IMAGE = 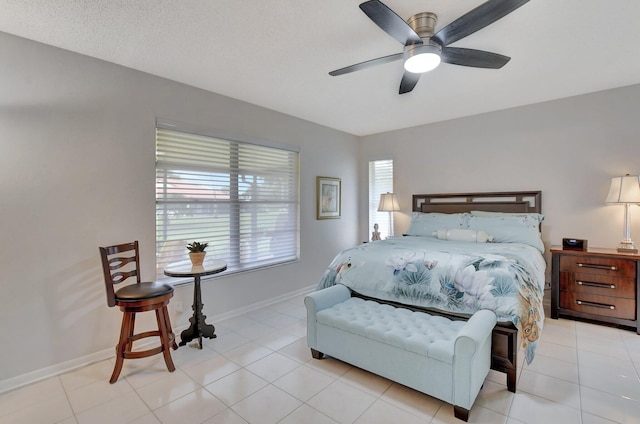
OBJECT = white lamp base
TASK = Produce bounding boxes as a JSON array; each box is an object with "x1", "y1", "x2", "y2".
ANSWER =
[
  {"x1": 617, "y1": 203, "x2": 638, "y2": 253},
  {"x1": 617, "y1": 241, "x2": 638, "y2": 253}
]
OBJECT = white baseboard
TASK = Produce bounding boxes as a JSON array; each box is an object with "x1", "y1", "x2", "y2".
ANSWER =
[
  {"x1": 0, "y1": 284, "x2": 316, "y2": 395},
  {"x1": 0, "y1": 348, "x2": 116, "y2": 395}
]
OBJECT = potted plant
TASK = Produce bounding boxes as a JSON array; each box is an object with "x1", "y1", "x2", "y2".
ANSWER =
[{"x1": 186, "y1": 241, "x2": 209, "y2": 266}]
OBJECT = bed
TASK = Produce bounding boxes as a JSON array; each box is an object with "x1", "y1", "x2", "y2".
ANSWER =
[{"x1": 316, "y1": 191, "x2": 545, "y2": 392}]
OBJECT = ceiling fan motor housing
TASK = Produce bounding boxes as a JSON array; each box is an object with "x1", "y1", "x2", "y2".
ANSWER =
[
  {"x1": 407, "y1": 12, "x2": 438, "y2": 39},
  {"x1": 403, "y1": 12, "x2": 442, "y2": 73}
]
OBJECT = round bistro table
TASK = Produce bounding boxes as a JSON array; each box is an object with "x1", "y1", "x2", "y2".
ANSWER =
[{"x1": 164, "y1": 259, "x2": 227, "y2": 349}]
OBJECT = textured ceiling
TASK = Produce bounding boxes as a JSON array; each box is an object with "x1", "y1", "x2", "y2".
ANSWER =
[{"x1": 1, "y1": 0, "x2": 640, "y2": 136}]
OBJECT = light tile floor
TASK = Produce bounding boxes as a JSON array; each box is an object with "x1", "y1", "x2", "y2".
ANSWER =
[{"x1": 1, "y1": 292, "x2": 639, "y2": 423}]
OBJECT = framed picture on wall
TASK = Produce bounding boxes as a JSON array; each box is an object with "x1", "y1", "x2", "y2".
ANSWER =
[{"x1": 316, "y1": 176, "x2": 341, "y2": 219}]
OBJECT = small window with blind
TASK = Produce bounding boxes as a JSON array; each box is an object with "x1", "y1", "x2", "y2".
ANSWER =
[
  {"x1": 155, "y1": 124, "x2": 299, "y2": 282},
  {"x1": 368, "y1": 159, "x2": 394, "y2": 239}
]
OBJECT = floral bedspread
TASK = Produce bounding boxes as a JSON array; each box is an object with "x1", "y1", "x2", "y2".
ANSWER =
[{"x1": 317, "y1": 236, "x2": 546, "y2": 364}]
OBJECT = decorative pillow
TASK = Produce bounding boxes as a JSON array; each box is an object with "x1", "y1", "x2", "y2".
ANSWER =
[
  {"x1": 405, "y1": 212, "x2": 468, "y2": 237},
  {"x1": 467, "y1": 215, "x2": 545, "y2": 252},
  {"x1": 432, "y1": 228, "x2": 494, "y2": 243}
]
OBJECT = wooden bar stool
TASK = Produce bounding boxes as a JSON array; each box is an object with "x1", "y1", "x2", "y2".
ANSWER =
[{"x1": 99, "y1": 241, "x2": 178, "y2": 383}]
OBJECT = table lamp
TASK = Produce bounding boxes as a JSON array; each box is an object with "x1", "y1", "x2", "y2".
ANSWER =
[
  {"x1": 605, "y1": 174, "x2": 640, "y2": 253},
  {"x1": 377, "y1": 192, "x2": 400, "y2": 238}
]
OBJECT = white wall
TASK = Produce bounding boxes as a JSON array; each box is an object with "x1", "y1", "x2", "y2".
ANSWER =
[
  {"x1": 359, "y1": 83, "x2": 640, "y2": 277},
  {"x1": 0, "y1": 32, "x2": 359, "y2": 386}
]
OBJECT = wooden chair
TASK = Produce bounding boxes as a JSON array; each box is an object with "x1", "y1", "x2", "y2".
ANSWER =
[{"x1": 99, "y1": 241, "x2": 178, "y2": 383}]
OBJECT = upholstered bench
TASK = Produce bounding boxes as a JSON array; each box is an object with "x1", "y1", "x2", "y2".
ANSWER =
[{"x1": 305, "y1": 284, "x2": 496, "y2": 421}]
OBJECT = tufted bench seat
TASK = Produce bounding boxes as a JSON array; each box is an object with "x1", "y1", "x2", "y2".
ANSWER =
[{"x1": 305, "y1": 284, "x2": 496, "y2": 421}]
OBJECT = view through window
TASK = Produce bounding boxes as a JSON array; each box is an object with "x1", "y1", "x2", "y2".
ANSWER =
[
  {"x1": 368, "y1": 159, "x2": 394, "y2": 240},
  {"x1": 155, "y1": 126, "x2": 299, "y2": 281}
]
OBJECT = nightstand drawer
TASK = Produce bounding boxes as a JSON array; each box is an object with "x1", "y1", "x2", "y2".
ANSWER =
[
  {"x1": 559, "y1": 256, "x2": 635, "y2": 278},
  {"x1": 559, "y1": 291, "x2": 636, "y2": 320},
  {"x1": 559, "y1": 272, "x2": 636, "y2": 298}
]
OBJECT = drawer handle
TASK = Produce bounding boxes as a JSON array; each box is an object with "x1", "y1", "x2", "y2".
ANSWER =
[
  {"x1": 576, "y1": 281, "x2": 616, "y2": 289},
  {"x1": 577, "y1": 263, "x2": 618, "y2": 271},
  {"x1": 576, "y1": 300, "x2": 615, "y2": 310}
]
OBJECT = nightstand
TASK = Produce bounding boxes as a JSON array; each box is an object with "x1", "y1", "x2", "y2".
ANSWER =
[{"x1": 550, "y1": 246, "x2": 640, "y2": 334}]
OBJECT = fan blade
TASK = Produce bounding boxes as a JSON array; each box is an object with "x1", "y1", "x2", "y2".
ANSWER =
[
  {"x1": 432, "y1": 0, "x2": 529, "y2": 47},
  {"x1": 399, "y1": 72, "x2": 421, "y2": 94},
  {"x1": 329, "y1": 53, "x2": 403, "y2": 76},
  {"x1": 441, "y1": 47, "x2": 510, "y2": 68},
  {"x1": 360, "y1": 0, "x2": 422, "y2": 46}
]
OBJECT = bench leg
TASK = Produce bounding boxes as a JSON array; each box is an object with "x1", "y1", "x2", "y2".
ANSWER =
[
  {"x1": 453, "y1": 405, "x2": 469, "y2": 422},
  {"x1": 310, "y1": 348, "x2": 324, "y2": 359},
  {"x1": 507, "y1": 369, "x2": 516, "y2": 393}
]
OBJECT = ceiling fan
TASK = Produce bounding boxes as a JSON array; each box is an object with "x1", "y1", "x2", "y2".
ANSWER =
[{"x1": 329, "y1": 0, "x2": 530, "y2": 94}]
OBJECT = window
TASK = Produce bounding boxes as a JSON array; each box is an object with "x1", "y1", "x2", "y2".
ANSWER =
[
  {"x1": 368, "y1": 159, "x2": 394, "y2": 239},
  {"x1": 155, "y1": 125, "x2": 299, "y2": 281}
]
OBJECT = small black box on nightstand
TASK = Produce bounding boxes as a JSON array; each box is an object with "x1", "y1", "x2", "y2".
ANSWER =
[{"x1": 562, "y1": 238, "x2": 588, "y2": 250}]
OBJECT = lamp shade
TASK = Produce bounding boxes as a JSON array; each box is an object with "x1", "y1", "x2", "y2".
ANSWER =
[
  {"x1": 605, "y1": 174, "x2": 640, "y2": 204},
  {"x1": 378, "y1": 192, "x2": 400, "y2": 212}
]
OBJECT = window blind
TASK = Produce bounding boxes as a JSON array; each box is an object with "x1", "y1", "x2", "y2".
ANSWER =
[
  {"x1": 368, "y1": 159, "x2": 394, "y2": 239},
  {"x1": 155, "y1": 127, "x2": 299, "y2": 281}
]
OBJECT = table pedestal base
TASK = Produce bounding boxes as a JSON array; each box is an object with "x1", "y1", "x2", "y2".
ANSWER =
[
  {"x1": 179, "y1": 275, "x2": 216, "y2": 349},
  {"x1": 179, "y1": 315, "x2": 216, "y2": 349}
]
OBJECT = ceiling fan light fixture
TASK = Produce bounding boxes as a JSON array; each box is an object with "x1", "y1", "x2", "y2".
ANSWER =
[{"x1": 403, "y1": 42, "x2": 441, "y2": 73}]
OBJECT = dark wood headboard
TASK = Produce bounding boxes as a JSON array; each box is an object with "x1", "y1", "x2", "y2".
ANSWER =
[{"x1": 412, "y1": 191, "x2": 542, "y2": 214}]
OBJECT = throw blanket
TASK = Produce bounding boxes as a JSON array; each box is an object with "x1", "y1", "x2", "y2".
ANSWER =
[{"x1": 317, "y1": 236, "x2": 546, "y2": 364}]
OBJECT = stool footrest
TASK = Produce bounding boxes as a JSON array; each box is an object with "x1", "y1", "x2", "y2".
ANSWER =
[
  {"x1": 123, "y1": 330, "x2": 176, "y2": 359},
  {"x1": 125, "y1": 346, "x2": 165, "y2": 359},
  {"x1": 129, "y1": 330, "x2": 161, "y2": 343}
]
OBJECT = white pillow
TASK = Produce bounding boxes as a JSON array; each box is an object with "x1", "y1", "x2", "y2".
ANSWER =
[
  {"x1": 432, "y1": 228, "x2": 494, "y2": 243},
  {"x1": 467, "y1": 215, "x2": 544, "y2": 252}
]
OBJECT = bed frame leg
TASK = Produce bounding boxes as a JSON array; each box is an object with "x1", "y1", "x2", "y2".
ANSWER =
[
  {"x1": 454, "y1": 405, "x2": 469, "y2": 422},
  {"x1": 507, "y1": 369, "x2": 517, "y2": 393},
  {"x1": 310, "y1": 348, "x2": 324, "y2": 359}
]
